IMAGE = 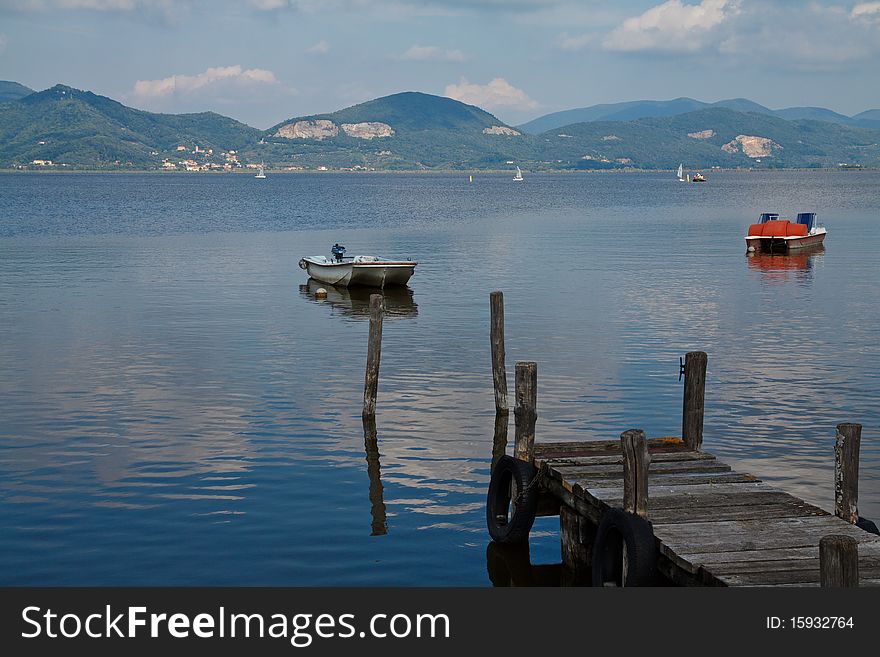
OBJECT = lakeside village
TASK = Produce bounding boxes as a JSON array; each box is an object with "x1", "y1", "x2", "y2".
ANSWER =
[{"x1": 18, "y1": 144, "x2": 355, "y2": 172}]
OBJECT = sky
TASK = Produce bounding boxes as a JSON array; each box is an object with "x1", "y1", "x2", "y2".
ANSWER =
[{"x1": 1, "y1": 0, "x2": 879, "y2": 128}]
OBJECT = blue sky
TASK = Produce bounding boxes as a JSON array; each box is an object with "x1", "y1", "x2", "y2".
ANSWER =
[{"x1": 1, "y1": 0, "x2": 879, "y2": 128}]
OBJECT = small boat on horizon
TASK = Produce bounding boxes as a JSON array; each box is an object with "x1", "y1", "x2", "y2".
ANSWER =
[
  {"x1": 745, "y1": 212, "x2": 826, "y2": 253},
  {"x1": 513, "y1": 166, "x2": 524, "y2": 182},
  {"x1": 677, "y1": 163, "x2": 685, "y2": 182},
  {"x1": 299, "y1": 244, "x2": 417, "y2": 287},
  {"x1": 255, "y1": 162, "x2": 267, "y2": 179},
  {"x1": 692, "y1": 172, "x2": 706, "y2": 183}
]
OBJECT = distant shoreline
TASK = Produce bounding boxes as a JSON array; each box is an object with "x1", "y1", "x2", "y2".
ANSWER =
[{"x1": 1, "y1": 167, "x2": 876, "y2": 175}]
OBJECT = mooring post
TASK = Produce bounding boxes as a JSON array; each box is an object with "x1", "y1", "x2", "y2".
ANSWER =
[
  {"x1": 362, "y1": 294, "x2": 384, "y2": 419},
  {"x1": 513, "y1": 361, "x2": 537, "y2": 463},
  {"x1": 621, "y1": 429, "x2": 650, "y2": 518},
  {"x1": 819, "y1": 534, "x2": 859, "y2": 587},
  {"x1": 682, "y1": 351, "x2": 708, "y2": 451},
  {"x1": 491, "y1": 412, "x2": 509, "y2": 473},
  {"x1": 490, "y1": 291, "x2": 509, "y2": 415},
  {"x1": 834, "y1": 423, "x2": 861, "y2": 524}
]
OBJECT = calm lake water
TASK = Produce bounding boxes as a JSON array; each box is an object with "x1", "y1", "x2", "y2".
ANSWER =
[{"x1": 1, "y1": 170, "x2": 879, "y2": 585}]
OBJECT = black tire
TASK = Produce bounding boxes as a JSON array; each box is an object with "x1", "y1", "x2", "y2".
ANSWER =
[
  {"x1": 486, "y1": 455, "x2": 538, "y2": 544},
  {"x1": 592, "y1": 508, "x2": 657, "y2": 587},
  {"x1": 857, "y1": 516, "x2": 880, "y2": 536}
]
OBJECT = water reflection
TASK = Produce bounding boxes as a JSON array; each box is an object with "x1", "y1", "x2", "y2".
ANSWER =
[
  {"x1": 486, "y1": 542, "x2": 562, "y2": 586},
  {"x1": 362, "y1": 416, "x2": 387, "y2": 536},
  {"x1": 745, "y1": 244, "x2": 825, "y2": 284},
  {"x1": 299, "y1": 279, "x2": 418, "y2": 319}
]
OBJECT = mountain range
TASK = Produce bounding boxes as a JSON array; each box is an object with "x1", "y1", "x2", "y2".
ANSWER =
[
  {"x1": 518, "y1": 97, "x2": 880, "y2": 133},
  {"x1": 2, "y1": 81, "x2": 879, "y2": 171}
]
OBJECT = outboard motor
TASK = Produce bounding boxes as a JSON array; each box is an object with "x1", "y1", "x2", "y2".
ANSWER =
[{"x1": 331, "y1": 243, "x2": 346, "y2": 263}]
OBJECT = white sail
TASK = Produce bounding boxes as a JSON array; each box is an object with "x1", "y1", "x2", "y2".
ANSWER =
[
  {"x1": 513, "y1": 166, "x2": 523, "y2": 181},
  {"x1": 677, "y1": 163, "x2": 684, "y2": 180}
]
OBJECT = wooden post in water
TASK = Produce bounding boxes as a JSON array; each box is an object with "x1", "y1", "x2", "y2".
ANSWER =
[
  {"x1": 819, "y1": 534, "x2": 859, "y2": 587},
  {"x1": 362, "y1": 294, "x2": 384, "y2": 420},
  {"x1": 682, "y1": 351, "x2": 708, "y2": 451},
  {"x1": 513, "y1": 361, "x2": 537, "y2": 463},
  {"x1": 491, "y1": 412, "x2": 509, "y2": 473},
  {"x1": 621, "y1": 429, "x2": 650, "y2": 518},
  {"x1": 490, "y1": 291, "x2": 509, "y2": 415},
  {"x1": 834, "y1": 423, "x2": 861, "y2": 524}
]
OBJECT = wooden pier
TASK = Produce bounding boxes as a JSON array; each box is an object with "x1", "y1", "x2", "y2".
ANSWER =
[{"x1": 484, "y1": 291, "x2": 880, "y2": 587}]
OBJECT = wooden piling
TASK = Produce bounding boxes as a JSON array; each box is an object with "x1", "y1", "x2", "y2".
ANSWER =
[
  {"x1": 362, "y1": 294, "x2": 384, "y2": 419},
  {"x1": 620, "y1": 429, "x2": 650, "y2": 518},
  {"x1": 819, "y1": 534, "x2": 859, "y2": 587},
  {"x1": 834, "y1": 423, "x2": 861, "y2": 524},
  {"x1": 682, "y1": 351, "x2": 708, "y2": 451},
  {"x1": 491, "y1": 412, "x2": 509, "y2": 473},
  {"x1": 513, "y1": 361, "x2": 537, "y2": 463},
  {"x1": 490, "y1": 291, "x2": 508, "y2": 415}
]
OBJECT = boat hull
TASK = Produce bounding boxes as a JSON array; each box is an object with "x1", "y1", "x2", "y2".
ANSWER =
[
  {"x1": 300, "y1": 259, "x2": 416, "y2": 287},
  {"x1": 745, "y1": 231, "x2": 826, "y2": 253}
]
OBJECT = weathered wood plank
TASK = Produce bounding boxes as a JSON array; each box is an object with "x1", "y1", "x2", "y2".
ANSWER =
[
  {"x1": 680, "y1": 541, "x2": 880, "y2": 567},
  {"x1": 597, "y1": 490, "x2": 800, "y2": 511},
  {"x1": 571, "y1": 471, "x2": 757, "y2": 490},
  {"x1": 553, "y1": 459, "x2": 732, "y2": 477},
  {"x1": 709, "y1": 555, "x2": 880, "y2": 576},
  {"x1": 649, "y1": 501, "x2": 829, "y2": 525},
  {"x1": 682, "y1": 351, "x2": 708, "y2": 451},
  {"x1": 540, "y1": 450, "x2": 716, "y2": 467},
  {"x1": 820, "y1": 534, "x2": 859, "y2": 587},
  {"x1": 655, "y1": 516, "x2": 880, "y2": 555},
  {"x1": 620, "y1": 429, "x2": 649, "y2": 518},
  {"x1": 362, "y1": 294, "x2": 384, "y2": 419},
  {"x1": 534, "y1": 436, "x2": 687, "y2": 457},
  {"x1": 513, "y1": 361, "x2": 537, "y2": 463},
  {"x1": 489, "y1": 291, "x2": 508, "y2": 415},
  {"x1": 834, "y1": 423, "x2": 861, "y2": 524}
]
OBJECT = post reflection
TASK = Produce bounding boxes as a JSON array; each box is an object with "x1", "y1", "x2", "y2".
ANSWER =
[
  {"x1": 745, "y1": 244, "x2": 825, "y2": 284},
  {"x1": 362, "y1": 416, "x2": 388, "y2": 536},
  {"x1": 299, "y1": 279, "x2": 418, "y2": 319}
]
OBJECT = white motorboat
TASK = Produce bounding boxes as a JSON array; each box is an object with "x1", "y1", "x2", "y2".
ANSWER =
[{"x1": 299, "y1": 244, "x2": 417, "y2": 287}]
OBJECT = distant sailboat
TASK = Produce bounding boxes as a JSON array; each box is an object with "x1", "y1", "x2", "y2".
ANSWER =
[
  {"x1": 677, "y1": 163, "x2": 685, "y2": 182},
  {"x1": 255, "y1": 162, "x2": 267, "y2": 179},
  {"x1": 513, "y1": 166, "x2": 524, "y2": 182}
]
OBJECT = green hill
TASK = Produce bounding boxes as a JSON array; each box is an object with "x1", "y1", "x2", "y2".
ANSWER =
[
  {"x1": 0, "y1": 84, "x2": 260, "y2": 168},
  {"x1": 0, "y1": 81, "x2": 34, "y2": 102},
  {"x1": 536, "y1": 107, "x2": 880, "y2": 169},
  {"x1": 261, "y1": 91, "x2": 535, "y2": 170},
  {"x1": 1, "y1": 84, "x2": 879, "y2": 170}
]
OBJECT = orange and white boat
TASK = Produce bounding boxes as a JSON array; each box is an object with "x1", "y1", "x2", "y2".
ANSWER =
[{"x1": 745, "y1": 212, "x2": 826, "y2": 253}]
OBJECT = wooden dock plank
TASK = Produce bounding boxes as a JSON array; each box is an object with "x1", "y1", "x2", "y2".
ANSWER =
[
  {"x1": 552, "y1": 459, "x2": 732, "y2": 477},
  {"x1": 535, "y1": 436, "x2": 880, "y2": 587}
]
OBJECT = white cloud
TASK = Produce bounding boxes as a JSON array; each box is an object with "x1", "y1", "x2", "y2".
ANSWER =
[
  {"x1": 401, "y1": 45, "x2": 466, "y2": 62},
  {"x1": 603, "y1": 0, "x2": 739, "y2": 53},
  {"x1": 444, "y1": 77, "x2": 538, "y2": 110},
  {"x1": 305, "y1": 40, "x2": 330, "y2": 54},
  {"x1": 132, "y1": 65, "x2": 278, "y2": 99},
  {"x1": 851, "y1": 2, "x2": 880, "y2": 19},
  {"x1": 557, "y1": 31, "x2": 595, "y2": 52},
  {"x1": 1, "y1": 0, "x2": 177, "y2": 9}
]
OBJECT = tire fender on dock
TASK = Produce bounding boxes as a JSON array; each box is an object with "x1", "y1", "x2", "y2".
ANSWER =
[
  {"x1": 486, "y1": 455, "x2": 538, "y2": 544},
  {"x1": 592, "y1": 508, "x2": 657, "y2": 587}
]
